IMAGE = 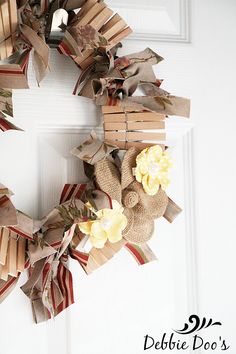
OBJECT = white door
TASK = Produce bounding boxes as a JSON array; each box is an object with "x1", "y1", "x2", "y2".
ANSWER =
[{"x1": 0, "y1": 1, "x2": 235, "y2": 353}]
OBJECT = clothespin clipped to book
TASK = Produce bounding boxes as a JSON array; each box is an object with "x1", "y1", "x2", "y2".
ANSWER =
[
  {"x1": 0, "y1": 184, "x2": 33, "y2": 281},
  {"x1": 0, "y1": 0, "x2": 18, "y2": 60},
  {"x1": 47, "y1": 9, "x2": 68, "y2": 47},
  {"x1": 0, "y1": 228, "x2": 26, "y2": 281},
  {"x1": 102, "y1": 106, "x2": 166, "y2": 150}
]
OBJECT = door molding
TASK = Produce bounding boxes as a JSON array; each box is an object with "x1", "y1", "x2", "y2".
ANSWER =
[
  {"x1": 38, "y1": 121, "x2": 198, "y2": 354},
  {"x1": 106, "y1": 0, "x2": 191, "y2": 43}
]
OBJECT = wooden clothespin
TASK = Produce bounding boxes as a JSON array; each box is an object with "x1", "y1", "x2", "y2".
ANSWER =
[{"x1": 102, "y1": 106, "x2": 166, "y2": 150}]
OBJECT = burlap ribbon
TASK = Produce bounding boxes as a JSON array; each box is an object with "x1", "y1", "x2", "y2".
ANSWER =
[
  {"x1": 72, "y1": 134, "x2": 182, "y2": 243},
  {"x1": 71, "y1": 133, "x2": 182, "y2": 271}
]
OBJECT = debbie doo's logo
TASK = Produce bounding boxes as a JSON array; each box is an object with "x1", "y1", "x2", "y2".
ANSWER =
[
  {"x1": 144, "y1": 315, "x2": 230, "y2": 351},
  {"x1": 174, "y1": 314, "x2": 222, "y2": 335}
]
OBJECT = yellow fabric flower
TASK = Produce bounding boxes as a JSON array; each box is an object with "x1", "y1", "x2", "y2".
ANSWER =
[
  {"x1": 78, "y1": 200, "x2": 127, "y2": 249},
  {"x1": 135, "y1": 145, "x2": 172, "y2": 195}
]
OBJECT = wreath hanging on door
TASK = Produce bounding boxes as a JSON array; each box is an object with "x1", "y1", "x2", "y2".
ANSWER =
[{"x1": 0, "y1": 0, "x2": 190, "y2": 323}]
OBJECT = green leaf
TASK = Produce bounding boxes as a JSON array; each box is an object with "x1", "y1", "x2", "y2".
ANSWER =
[
  {"x1": 0, "y1": 89, "x2": 12, "y2": 98},
  {"x1": 98, "y1": 36, "x2": 108, "y2": 46},
  {"x1": 3, "y1": 102, "x2": 13, "y2": 117},
  {"x1": 85, "y1": 189, "x2": 97, "y2": 211},
  {"x1": 155, "y1": 96, "x2": 173, "y2": 109}
]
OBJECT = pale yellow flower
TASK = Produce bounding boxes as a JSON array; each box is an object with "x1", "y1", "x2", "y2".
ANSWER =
[
  {"x1": 135, "y1": 145, "x2": 172, "y2": 195},
  {"x1": 78, "y1": 200, "x2": 127, "y2": 249}
]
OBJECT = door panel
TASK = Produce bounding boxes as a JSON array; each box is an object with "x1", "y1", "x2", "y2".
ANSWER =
[
  {"x1": 1, "y1": 0, "x2": 236, "y2": 352},
  {"x1": 0, "y1": 64, "x2": 195, "y2": 351}
]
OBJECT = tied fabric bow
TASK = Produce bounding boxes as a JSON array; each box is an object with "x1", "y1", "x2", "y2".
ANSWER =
[
  {"x1": 0, "y1": 181, "x2": 156, "y2": 323},
  {"x1": 19, "y1": 182, "x2": 144, "y2": 322},
  {"x1": 0, "y1": 183, "x2": 34, "y2": 302},
  {"x1": 21, "y1": 184, "x2": 90, "y2": 323},
  {"x1": 78, "y1": 47, "x2": 191, "y2": 118}
]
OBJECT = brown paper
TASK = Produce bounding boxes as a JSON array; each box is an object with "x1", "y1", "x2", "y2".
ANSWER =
[
  {"x1": 163, "y1": 198, "x2": 182, "y2": 223},
  {"x1": 85, "y1": 239, "x2": 126, "y2": 274},
  {"x1": 20, "y1": 24, "x2": 49, "y2": 84},
  {"x1": 126, "y1": 95, "x2": 191, "y2": 118},
  {"x1": 0, "y1": 196, "x2": 18, "y2": 226},
  {"x1": 71, "y1": 130, "x2": 118, "y2": 165}
]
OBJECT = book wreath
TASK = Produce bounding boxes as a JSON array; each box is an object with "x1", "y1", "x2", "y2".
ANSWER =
[{"x1": 0, "y1": 0, "x2": 190, "y2": 323}]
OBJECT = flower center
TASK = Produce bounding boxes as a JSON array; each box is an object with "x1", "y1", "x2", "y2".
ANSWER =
[
  {"x1": 100, "y1": 218, "x2": 113, "y2": 230},
  {"x1": 147, "y1": 162, "x2": 160, "y2": 177}
]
